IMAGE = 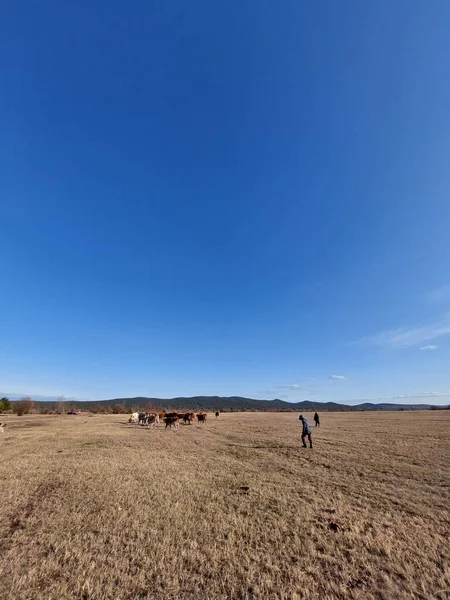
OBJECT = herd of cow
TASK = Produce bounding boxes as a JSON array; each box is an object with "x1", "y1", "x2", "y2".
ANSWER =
[{"x1": 128, "y1": 411, "x2": 217, "y2": 429}]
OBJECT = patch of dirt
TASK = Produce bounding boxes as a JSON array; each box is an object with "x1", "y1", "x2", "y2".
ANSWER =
[{"x1": 1, "y1": 479, "x2": 63, "y2": 553}]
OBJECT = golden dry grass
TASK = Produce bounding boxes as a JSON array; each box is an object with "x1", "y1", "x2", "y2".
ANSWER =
[{"x1": 1, "y1": 411, "x2": 449, "y2": 600}]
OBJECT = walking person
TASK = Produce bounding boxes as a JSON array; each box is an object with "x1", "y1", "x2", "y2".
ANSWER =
[
  {"x1": 314, "y1": 411, "x2": 320, "y2": 427},
  {"x1": 299, "y1": 415, "x2": 313, "y2": 448}
]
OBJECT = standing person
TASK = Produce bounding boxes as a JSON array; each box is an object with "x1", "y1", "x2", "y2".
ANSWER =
[
  {"x1": 314, "y1": 411, "x2": 320, "y2": 427},
  {"x1": 299, "y1": 415, "x2": 313, "y2": 448}
]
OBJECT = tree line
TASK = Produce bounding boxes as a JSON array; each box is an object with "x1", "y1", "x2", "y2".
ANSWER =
[{"x1": 1, "y1": 396, "x2": 449, "y2": 415}]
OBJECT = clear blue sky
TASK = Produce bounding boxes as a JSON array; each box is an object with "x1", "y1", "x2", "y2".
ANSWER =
[{"x1": 1, "y1": 1, "x2": 450, "y2": 404}]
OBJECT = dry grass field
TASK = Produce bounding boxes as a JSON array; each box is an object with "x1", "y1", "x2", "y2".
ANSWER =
[{"x1": 1, "y1": 411, "x2": 449, "y2": 600}]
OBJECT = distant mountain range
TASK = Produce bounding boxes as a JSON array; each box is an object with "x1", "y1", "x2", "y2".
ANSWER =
[{"x1": 7, "y1": 395, "x2": 439, "y2": 411}]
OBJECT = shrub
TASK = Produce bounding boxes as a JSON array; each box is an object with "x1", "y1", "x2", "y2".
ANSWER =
[
  {"x1": 0, "y1": 397, "x2": 12, "y2": 413},
  {"x1": 15, "y1": 397, "x2": 34, "y2": 416}
]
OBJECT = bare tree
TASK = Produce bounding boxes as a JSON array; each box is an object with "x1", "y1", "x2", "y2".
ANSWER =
[
  {"x1": 15, "y1": 396, "x2": 34, "y2": 416},
  {"x1": 56, "y1": 395, "x2": 67, "y2": 414}
]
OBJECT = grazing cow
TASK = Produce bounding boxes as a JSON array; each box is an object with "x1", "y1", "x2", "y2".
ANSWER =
[
  {"x1": 197, "y1": 413, "x2": 207, "y2": 424},
  {"x1": 129, "y1": 412, "x2": 139, "y2": 424},
  {"x1": 164, "y1": 415, "x2": 179, "y2": 430},
  {"x1": 138, "y1": 413, "x2": 147, "y2": 426},
  {"x1": 215, "y1": 412, "x2": 219, "y2": 418},
  {"x1": 0, "y1": 423, "x2": 6, "y2": 434},
  {"x1": 183, "y1": 412, "x2": 195, "y2": 425}
]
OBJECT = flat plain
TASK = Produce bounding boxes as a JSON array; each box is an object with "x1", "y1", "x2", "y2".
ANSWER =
[{"x1": 1, "y1": 410, "x2": 449, "y2": 600}]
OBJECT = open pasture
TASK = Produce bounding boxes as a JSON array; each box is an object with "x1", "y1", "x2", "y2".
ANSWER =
[{"x1": 1, "y1": 411, "x2": 449, "y2": 599}]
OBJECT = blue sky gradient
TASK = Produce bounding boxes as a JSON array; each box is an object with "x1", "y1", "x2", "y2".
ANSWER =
[{"x1": 1, "y1": 1, "x2": 450, "y2": 404}]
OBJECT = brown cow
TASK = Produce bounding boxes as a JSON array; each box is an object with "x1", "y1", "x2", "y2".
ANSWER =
[
  {"x1": 164, "y1": 415, "x2": 179, "y2": 430},
  {"x1": 183, "y1": 412, "x2": 195, "y2": 425},
  {"x1": 196, "y1": 413, "x2": 207, "y2": 424}
]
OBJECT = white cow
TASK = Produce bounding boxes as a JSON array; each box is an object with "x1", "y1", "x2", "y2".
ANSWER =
[{"x1": 129, "y1": 412, "x2": 139, "y2": 424}]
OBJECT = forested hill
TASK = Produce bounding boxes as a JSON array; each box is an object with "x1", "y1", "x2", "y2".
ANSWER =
[{"x1": 25, "y1": 396, "x2": 434, "y2": 412}]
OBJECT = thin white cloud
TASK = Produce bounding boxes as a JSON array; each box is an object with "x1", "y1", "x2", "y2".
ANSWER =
[
  {"x1": 329, "y1": 375, "x2": 346, "y2": 380},
  {"x1": 355, "y1": 314, "x2": 450, "y2": 348},
  {"x1": 275, "y1": 382, "x2": 319, "y2": 390},
  {"x1": 262, "y1": 381, "x2": 320, "y2": 396},
  {"x1": 420, "y1": 345, "x2": 438, "y2": 351},
  {"x1": 276, "y1": 384, "x2": 301, "y2": 390},
  {"x1": 371, "y1": 392, "x2": 448, "y2": 400}
]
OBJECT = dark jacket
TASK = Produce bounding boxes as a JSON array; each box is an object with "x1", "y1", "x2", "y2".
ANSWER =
[{"x1": 299, "y1": 417, "x2": 311, "y2": 435}]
